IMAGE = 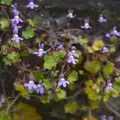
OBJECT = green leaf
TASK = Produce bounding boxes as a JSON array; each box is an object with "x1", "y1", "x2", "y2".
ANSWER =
[
  {"x1": 20, "y1": 51, "x2": 29, "y2": 56},
  {"x1": 113, "y1": 77, "x2": 120, "y2": 90},
  {"x1": 13, "y1": 102, "x2": 42, "y2": 120},
  {"x1": 103, "y1": 64, "x2": 113, "y2": 78},
  {"x1": 68, "y1": 71, "x2": 78, "y2": 82},
  {"x1": 103, "y1": 94, "x2": 109, "y2": 102},
  {"x1": 28, "y1": 18, "x2": 38, "y2": 27},
  {"x1": 0, "y1": 18, "x2": 9, "y2": 29},
  {"x1": 22, "y1": 27, "x2": 34, "y2": 39},
  {"x1": 43, "y1": 79, "x2": 52, "y2": 90},
  {"x1": 92, "y1": 40, "x2": 104, "y2": 51},
  {"x1": 53, "y1": 50, "x2": 66, "y2": 62},
  {"x1": 111, "y1": 89, "x2": 119, "y2": 98},
  {"x1": 14, "y1": 84, "x2": 27, "y2": 97},
  {"x1": 33, "y1": 71, "x2": 44, "y2": 82},
  {"x1": 44, "y1": 55, "x2": 56, "y2": 69},
  {"x1": 40, "y1": 95, "x2": 50, "y2": 104},
  {"x1": 90, "y1": 101, "x2": 99, "y2": 109},
  {"x1": 0, "y1": 0, "x2": 12, "y2": 5},
  {"x1": 0, "y1": 113, "x2": 10, "y2": 120},
  {"x1": 64, "y1": 102, "x2": 78, "y2": 113},
  {"x1": 85, "y1": 80, "x2": 93, "y2": 86},
  {"x1": 84, "y1": 60, "x2": 101, "y2": 73},
  {"x1": 78, "y1": 38, "x2": 88, "y2": 45},
  {"x1": 80, "y1": 105, "x2": 88, "y2": 111},
  {"x1": 55, "y1": 90, "x2": 66, "y2": 101}
]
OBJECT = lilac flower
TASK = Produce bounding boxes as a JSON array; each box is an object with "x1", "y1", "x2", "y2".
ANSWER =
[
  {"x1": 12, "y1": 24, "x2": 21, "y2": 34},
  {"x1": 24, "y1": 80, "x2": 37, "y2": 91},
  {"x1": 67, "y1": 46, "x2": 79, "y2": 64},
  {"x1": 109, "y1": 116, "x2": 114, "y2": 120},
  {"x1": 98, "y1": 14, "x2": 107, "y2": 23},
  {"x1": 67, "y1": 55, "x2": 79, "y2": 64},
  {"x1": 57, "y1": 43, "x2": 64, "y2": 50},
  {"x1": 26, "y1": 0, "x2": 39, "y2": 9},
  {"x1": 106, "y1": 26, "x2": 120, "y2": 38},
  {"x1": 58, "y1": 74, "x2": 69, "y2": 87},
  {"x1": 66, "y1": 9, "x2": 76, "y2": 18},
  {"x1": 11, "y1": 15, "x2": 23, "y2": 24},
  {"x1": 33, "y1": 44, "x2": 45, "y2": 57},
  {"x1": 102, "y1": 47, "x2": 109, "y2": 53},
  {"x1": 0, "y1": 98, "x2": 6, "y2": 103},
  {"x1": 81, "y1": 18, "x2": 91, "y2": 29},
  {"x1": 36, "y1": 80, "x2": 44, "y2": 94},
  {"x1": 105, "y1": 80, "x2": 114, "y2": 90},
  {"x1": 11, "y1": 34, "x2": 23, "y2": 43},
  {"x1": 101, "y1": 115, "x2": 106, "y2": 120}
]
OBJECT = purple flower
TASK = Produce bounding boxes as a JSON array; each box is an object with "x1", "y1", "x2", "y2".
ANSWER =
[
  {"x1": 58, "y1": 74, "x2": 69, "y2": 87},
  {"x1": 106, "y1": 26, "x2": 120, "y2": 38},
  {"x1": 11, "y1": 34, "x2": 23, "y2": 43},
  {"x1": 105, "y1": 80, "x2": 114, "y2": 90},
  {"x1": 101, "y1": 115, "x2": 106, "y2": 120},
  {"x1": 81, "y1": 18, "x2": 91, "y2": 29},
  {"x1": 98, "y1": 14, "x2": 107, "y2": 23},
  {"x1": 12, "y1": 24, "x2": 21, "y2": 34},
  {"x1": 24, "y1": 80, "x2": 37, "y2": 91},
  {"x1": 11, "y1": 15, "x2": 23, "y2": 24},
  {"x1": 110, "y1": 26, "x2": 120, "y2": 36},
  {"x1": 33, "y1": 44, "x2": 45, "y2": 57},
  {"x1": 26, "y1": 0, "x2": 39, "y2": 9},
  {"x1": 67, "y1": 55, "x2": 79, "y2": 64},
  {"x1": 66, "y1": 9, "x2": 76, "y2": 18},
  {"x1": 57, "y1": 43, "x2": 64, "y2": 50},
  {"x1": 36, "y1": 81, "x2": 44, "y2": 94},
  {"x1": 109, "y1": 116, "x2": 114, "y2": 120},
  {"x1": 0, "y1": 98, "x2": 6, "y2": 103},
  {"x1": 102, "y1": 47, "x2": 109, "y2": 53}
]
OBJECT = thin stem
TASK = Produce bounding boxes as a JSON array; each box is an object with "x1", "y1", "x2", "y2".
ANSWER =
[{"x1": 6, "y1": 94, "x2": 20, "y2": 114}]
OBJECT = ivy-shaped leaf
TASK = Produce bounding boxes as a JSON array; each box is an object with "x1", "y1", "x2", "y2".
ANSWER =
[
  {"x1": 0, "y1": 0, "x2": 12, "y2": 5},
  {"x1": 84, "y1": 60, "x2": 101, "y2": 73},
  {"x1": 33, "y1": 71, "x2": 44, "y2": 82},
  {"x1": 40, "y1": 95, "x2": 50, "y2": 104},
  {"x1": 64, "y1": 101, "x2": 78, "y2": 113},
  {"x1": 68, "y1": 71, "x2": 78, "y2": 82},
  {"x1": 22, "y1": 27, "x2": 34, "y2": 39},
  {"x1": 0, "y1": 113, "x2": 10, "y2": 120},
  {"x1": 92, "y1": 40, "x2": 104, "y2": 51},
  {"x1": 113, "y1": 77, "x2": 120, "y2": 90},
  {"x1": 44, "y1": 55, "x2": 56, "y2": 69},
  {"x1": 78, "y1": 38, "x2": 88, "y2": 45},
  {"x1": 0, "y1": 18, "x2": 9, "y2": 29},
  {"x1": 103, "y1": 63, "x2": 113, "y2": 78}
]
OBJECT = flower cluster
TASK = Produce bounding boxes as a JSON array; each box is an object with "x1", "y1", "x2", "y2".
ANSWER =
[
  {"x1": 11, "y1": 3, "x2": 23, "y2": 43},
  {"x1": 67, "y1": 46, "x2": 79, "y2": 64},
  {"x1": 26, "y1": 0, "x2": 38, "y2": 9},
  {"x1": 24, "y1": 76, "x2": 44, "y2": 94}
]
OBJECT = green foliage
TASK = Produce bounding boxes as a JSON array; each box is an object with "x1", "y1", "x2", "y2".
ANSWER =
[
  {"x1": 40, "y1": 95, "x2": 50, "y2": 104},
  {"x1": 54, "y1": 90, "x2": 66, "y2": 101},
  {"x1": 78, "y1": 38, "x2": 88, "y2": 45},
  {"x1": 0, "y1": 18, "x2": 9, "y2": 30},
  {"x1": 0, "y1": 113, "x2": 10, "y2": 120},
  {"x1": 103, "y1": 63, "x2": 113, "y2": 78},
  {"x1": 28, "y1": 18, "x2": 38, "y2": 27},
  {"x1": 44, "y1": 50, "x2": 65, "y2": 69},
  {"x1": 3, "y1": 52, "x2": 20, "y2": 65},
  {"x1": 68, "y1": 71, "x2": 78, "y2": 82},
  {"x1": 33, "y1": 71, "x2": 44, "y2": 82},
  {"x1": 64, "y1": 101, "x2": 78, "y2": 113},
  {"x1": 14, "y1": 84, "x2": 27, "y2": 97},
  {"x1": 92, "y1": 40, "x2": 104, "y2": 51},
  {"x1": 0, "y1": 0, "x2": 12, "y2": 5},
  {"x1": 113, "y1": 77, "x2": 120, "y2": 90},
  {"x1": 13, "y1": 102, "x2": 42, "y2": 120},
  {"x1": 43, "y1": 79, "x2": 52, "y2": 90},
  {"x1": 22, "y1": 27, "x2": 34, "y2": 39},
  {"x1": 84, "y1": 60, "x2": 101, "y2": 73}
]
